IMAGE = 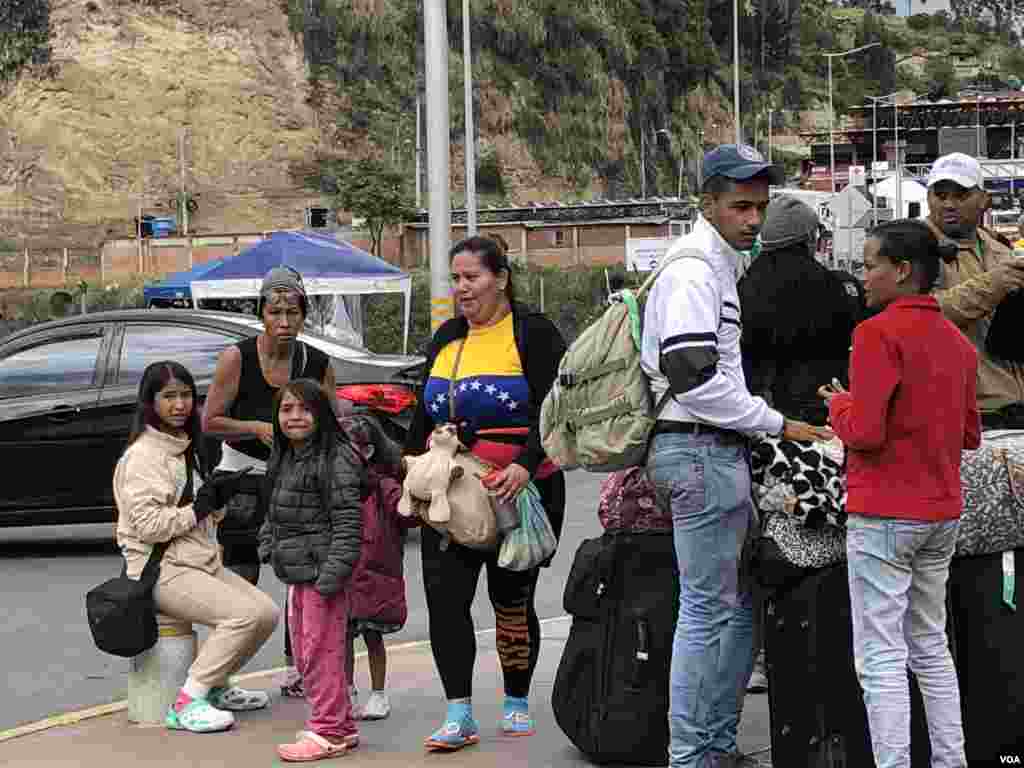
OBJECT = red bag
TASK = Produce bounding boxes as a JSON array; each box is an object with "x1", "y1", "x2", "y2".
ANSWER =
[{"x1": 597, "y1": 467, "x2": 671, "y2": 533}]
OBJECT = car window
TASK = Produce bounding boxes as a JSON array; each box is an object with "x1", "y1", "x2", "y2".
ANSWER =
[
  {"x1": 118, "y1": 324, "x2": 238, "y2": 385},
  {"x1": 0, "y1": 334, "x2": 104, "y2": 397}
]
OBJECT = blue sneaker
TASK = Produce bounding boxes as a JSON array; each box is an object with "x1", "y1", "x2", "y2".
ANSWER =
[
  {"x1": 424, "y1": 714, "x2": 480, "y2": 751},
  {"x1": 501, "y1": 696, "x2": 534, "y2": 736}
]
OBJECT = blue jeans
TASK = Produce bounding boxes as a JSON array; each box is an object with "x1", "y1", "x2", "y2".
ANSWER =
[
  {"x1": 846, "y1": 515, "x2": 966, "y2": 768},
  {"x1": 647, "y1": 431, "x2": 756, "y2": 768}
]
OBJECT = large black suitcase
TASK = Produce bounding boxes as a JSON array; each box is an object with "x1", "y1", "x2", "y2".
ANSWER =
[
  {"x1": 948, "y1": 548, "x2": 1024, "y2": 764},
  {"x1": 552, "y1": 531, "x2": 679, "y2": 766},
  {"x1": 766, "y1": 563, "x2": 936, "y2": 767}
]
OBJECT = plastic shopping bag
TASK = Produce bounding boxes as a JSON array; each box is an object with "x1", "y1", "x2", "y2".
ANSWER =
[{"x1": 497, "y1": 482, "x2": 558, "y2": 571}]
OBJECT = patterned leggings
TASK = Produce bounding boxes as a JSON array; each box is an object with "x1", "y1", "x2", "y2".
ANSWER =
[{"x1": 420, "y1": 472, "x2": 564, "y2": 700}]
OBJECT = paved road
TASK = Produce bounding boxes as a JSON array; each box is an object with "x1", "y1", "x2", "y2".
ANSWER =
[{"x1": 0, "y1": 471, "x2": 606, "y2": 731}]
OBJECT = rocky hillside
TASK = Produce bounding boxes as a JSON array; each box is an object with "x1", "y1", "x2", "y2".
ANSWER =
[
  {"x1": 0, "y1": 0, "x2": 1020, "y2": 249},
  {"x1": 0, "y1": 0, "x2": 322, "y2": 246}
]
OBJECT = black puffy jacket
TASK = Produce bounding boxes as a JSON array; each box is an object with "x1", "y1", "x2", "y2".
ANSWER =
[{"x1": 258, "y1": 439, "x2": 364, "y2": 595}]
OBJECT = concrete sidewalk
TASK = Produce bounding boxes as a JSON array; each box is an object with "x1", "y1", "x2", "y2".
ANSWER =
[{"x1": 1, "y1": 618, "x2": 773, "y2": 767}]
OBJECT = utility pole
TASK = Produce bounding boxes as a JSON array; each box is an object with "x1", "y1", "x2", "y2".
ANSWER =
[
  {"x1": 733, "y1": 0, "x2": 741, "y2": 144},
  {"x1": 425, "y1": 0, "x2": 452, "y2": 332},
  {"x1": 179, "y1": 128, "x2": 188, "y2": 235},
  {"x1": 462, "y1": 0, "x2": 476, "y2": 236},
  {"x1": 415, "y1": 98, "x2": 422, "y2": 209},
  {"x1": 641, "y1": 128, "x2": 646, "y2": 199}
]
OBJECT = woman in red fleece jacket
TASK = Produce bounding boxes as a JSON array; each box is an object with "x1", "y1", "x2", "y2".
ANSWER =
[{"x1": 819, "y1": 219, "x2": 980, "y2": 768}]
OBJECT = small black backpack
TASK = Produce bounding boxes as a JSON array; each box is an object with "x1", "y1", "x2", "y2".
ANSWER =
[{"x1": 85, "y1": 461, "x2": 193, "y2": 657}]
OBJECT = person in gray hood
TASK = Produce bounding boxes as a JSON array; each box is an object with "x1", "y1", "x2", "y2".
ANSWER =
[{"x1": 737, "y1": 194, "x2": 865, "y2": 698}]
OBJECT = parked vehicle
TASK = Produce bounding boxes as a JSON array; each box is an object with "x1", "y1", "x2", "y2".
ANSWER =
[{"x1": 0, "y1": 309, "x2": 423, "y2": 527}]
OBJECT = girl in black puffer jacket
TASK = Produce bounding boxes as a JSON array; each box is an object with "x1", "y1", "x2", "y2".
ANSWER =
[{"x1": 258, "y1": 378, "x2": 365, "y2": 762}]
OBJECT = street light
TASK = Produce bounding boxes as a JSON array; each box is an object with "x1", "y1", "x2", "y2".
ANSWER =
[
  {"x1": 823, "y1": 42, "x2": 881, "y2": 193},
  {"x1": 733, "y1": 0, "x2": 741, "y2": 144},
  {"x1": 865, "y1": 92, "x2": 899, "y2": 226}
]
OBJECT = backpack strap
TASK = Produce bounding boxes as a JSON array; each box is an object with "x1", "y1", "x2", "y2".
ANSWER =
[
  {"x1": 634, "y1": 247, "x2": 710, "y2": 301},
  {"x1": 635, "y1": 247, "x2": 714, "y2": 419}
]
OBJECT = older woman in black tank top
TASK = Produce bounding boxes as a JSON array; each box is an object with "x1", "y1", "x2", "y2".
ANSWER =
[
  {"x1": 204, "y1": 267, "x2": 335, "y2": 579},
  {"x1": 203, "y1": 268, "x2": 335, "y2": 692}
]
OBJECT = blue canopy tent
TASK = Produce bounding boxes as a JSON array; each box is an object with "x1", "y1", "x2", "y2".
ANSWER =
[
  {"x1": 143, "y1": 259, "x2": 225, "y2": 307},
  {"x1": 189, "y1": 231, "x2": 412, "y2": 353}
]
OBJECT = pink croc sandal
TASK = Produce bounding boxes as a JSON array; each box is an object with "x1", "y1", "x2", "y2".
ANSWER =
[{"x1": 277, "y1": 731, "x2": 350, "y2": 762}]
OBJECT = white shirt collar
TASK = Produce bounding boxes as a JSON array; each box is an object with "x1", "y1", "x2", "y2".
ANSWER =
[{"x1": 693, "y1": 215, "x2": 745, "y2": 281}]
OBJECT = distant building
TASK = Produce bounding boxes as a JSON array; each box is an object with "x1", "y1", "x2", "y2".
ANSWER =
[
  {"x1": 800, "y1": 94, "x2": 1024, "y2": 201},
  {"x1": 401, "y1": 199, "x2": 697, "y2": 270}
]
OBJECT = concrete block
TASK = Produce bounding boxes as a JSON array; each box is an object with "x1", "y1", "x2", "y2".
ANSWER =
[{"x1": 127, "y1": 618, "x2": 196, "y2": 726}]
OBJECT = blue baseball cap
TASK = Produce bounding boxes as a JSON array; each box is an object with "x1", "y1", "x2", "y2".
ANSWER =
[{"x1": 702, "y1": 144, "x2": 783, "y2": 186}]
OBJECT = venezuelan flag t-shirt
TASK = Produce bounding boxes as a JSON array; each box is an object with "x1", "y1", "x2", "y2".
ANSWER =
[{"x1": 423, "y1": 313, "x2": 530, "y2": 432}]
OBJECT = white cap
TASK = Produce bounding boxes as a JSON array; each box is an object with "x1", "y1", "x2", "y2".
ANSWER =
[{"x1": 927, "y1": 153, "x2": 983, "y2": 190}]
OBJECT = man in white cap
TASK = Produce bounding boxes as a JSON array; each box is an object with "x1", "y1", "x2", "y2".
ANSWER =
[{"x1": 927, "y1": 152, "x2": 1024, "y2": 428}]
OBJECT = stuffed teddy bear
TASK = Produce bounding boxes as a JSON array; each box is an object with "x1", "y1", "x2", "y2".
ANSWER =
[{"x1": 398, "y1": 423, "x2": 465, "y2": 522}]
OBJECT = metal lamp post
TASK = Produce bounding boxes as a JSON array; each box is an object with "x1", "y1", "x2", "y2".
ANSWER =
[
  {"x1": 640, "y1": 127, "x2": 646, "y2": 199},
  {"x1": 823, "y1": 42, "x2": 881, "y2": 194},
  {"x1": 865, "y1": 92, "x2": 899, "y2": 226},
  {"x1": 733, "y1": 0, "x2": 741, "y2": 144}
]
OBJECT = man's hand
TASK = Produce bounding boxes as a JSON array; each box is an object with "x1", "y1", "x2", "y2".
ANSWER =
[
  {"x1": 993, "y1": 260, "x2": 1024, "y2": 294},
  {"x1": 782, "y1": 418, "x2": 834, "y2": 443}
]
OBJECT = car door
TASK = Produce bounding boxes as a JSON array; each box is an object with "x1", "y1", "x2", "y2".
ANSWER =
[
  {"x1": 94, "y1": 321, "x2": 247, "y2": 500},
  {"x1": 0, "y1": 326, "x2": 112, "y2": 524}
]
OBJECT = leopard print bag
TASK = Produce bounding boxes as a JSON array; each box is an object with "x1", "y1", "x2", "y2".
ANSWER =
[
  {"x1": 751, "y1": 436, "x2": 849, "y2": 570},
  {"x1": 957, "y1": 430, "x2": 1024, "y2": 557}
]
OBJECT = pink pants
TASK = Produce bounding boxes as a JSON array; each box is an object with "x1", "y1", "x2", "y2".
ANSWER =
[{"x1": 288, "y1": 584, "x2": 357, "y2": 740}]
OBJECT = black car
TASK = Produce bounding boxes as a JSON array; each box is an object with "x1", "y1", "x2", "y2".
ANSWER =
[{"x1": 0, "y1": 309, "x2": 423, "y2": 527}]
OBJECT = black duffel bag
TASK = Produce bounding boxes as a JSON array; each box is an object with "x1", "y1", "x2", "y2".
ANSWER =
[{"x1": 86, "y1": 460, "x2": 192, "y2": 657}]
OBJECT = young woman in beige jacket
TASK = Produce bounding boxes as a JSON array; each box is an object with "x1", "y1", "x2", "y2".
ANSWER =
[{"x1": 114, "y1": 361, "x2": 279, "y2": 733}]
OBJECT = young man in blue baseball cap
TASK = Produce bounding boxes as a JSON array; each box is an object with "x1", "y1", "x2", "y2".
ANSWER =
[{"x1": 642, "y1": 145, "x2": 833, "y2": 768}]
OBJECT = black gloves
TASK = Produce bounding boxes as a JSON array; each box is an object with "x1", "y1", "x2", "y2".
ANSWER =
[{"x1": 193, "y1": 468, "x2": 252, "y2": 523}]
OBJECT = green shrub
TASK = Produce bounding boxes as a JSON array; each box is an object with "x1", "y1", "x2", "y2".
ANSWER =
[
  {"x1": 905, "y1": 14, "x2": 931, "y2": 32},
  {"x1": 0, "y1": 0, "x2": 50, "y2": 83},
  {"x1": 477, "y1": 150, "x2": 506, "y2": 196}
]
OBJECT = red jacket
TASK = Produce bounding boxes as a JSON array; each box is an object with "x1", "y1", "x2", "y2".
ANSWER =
[
  {"x1": 829, "y1": 296, "x2": 981, "y2": 522},
  {"x1": 348, "y1": 471, "x2": 419, "y2": 627}
]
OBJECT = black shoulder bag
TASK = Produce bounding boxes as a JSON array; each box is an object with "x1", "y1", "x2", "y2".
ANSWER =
[{"x1": 86, "y1": 459, "x2": 194, "y2": 657}]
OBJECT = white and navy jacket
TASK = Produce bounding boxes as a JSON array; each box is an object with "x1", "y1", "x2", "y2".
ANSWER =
[{"x1": 641, "y1": 216, "x2": 785, "y2": 437}]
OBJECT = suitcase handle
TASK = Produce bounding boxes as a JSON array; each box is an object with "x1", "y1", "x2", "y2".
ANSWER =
[{"x1": 629, "y1": 617, "x2": 650, "y2": 688}]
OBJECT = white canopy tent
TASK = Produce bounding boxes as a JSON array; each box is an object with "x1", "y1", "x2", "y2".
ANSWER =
[{"x1": 873, "y1": 177, "x2": 930, "y2": 220}]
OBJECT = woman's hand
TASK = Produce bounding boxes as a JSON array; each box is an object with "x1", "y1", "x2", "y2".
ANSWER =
[
  {"x1": 817, "y1": 377, "x2": 848, "y2": 405},
  {"x1": 488, "y1": 463, "x2": 531, "y2": 504}
]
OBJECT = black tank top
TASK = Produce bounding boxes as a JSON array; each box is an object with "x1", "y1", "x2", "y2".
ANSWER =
[{"x1": 226, "y1": 336, "x2": 329, "y2": 461}]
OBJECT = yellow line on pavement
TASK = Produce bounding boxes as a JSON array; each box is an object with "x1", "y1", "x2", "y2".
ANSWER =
[{"x1": 0, "y1": 615, "x2": 572, "y2": 743}]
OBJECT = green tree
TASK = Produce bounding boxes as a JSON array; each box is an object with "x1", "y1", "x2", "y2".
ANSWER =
[
  {"x1": 924, "y1": 55, "x2": 958, "y2": 100},
  {"x1": 332, "y1": 158, "x2": 414, "y2": 260}
]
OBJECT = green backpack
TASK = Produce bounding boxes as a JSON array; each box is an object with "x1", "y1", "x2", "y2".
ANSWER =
[{"x1": 539, "y1": 249, "x2": 707, "y2": 472}]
